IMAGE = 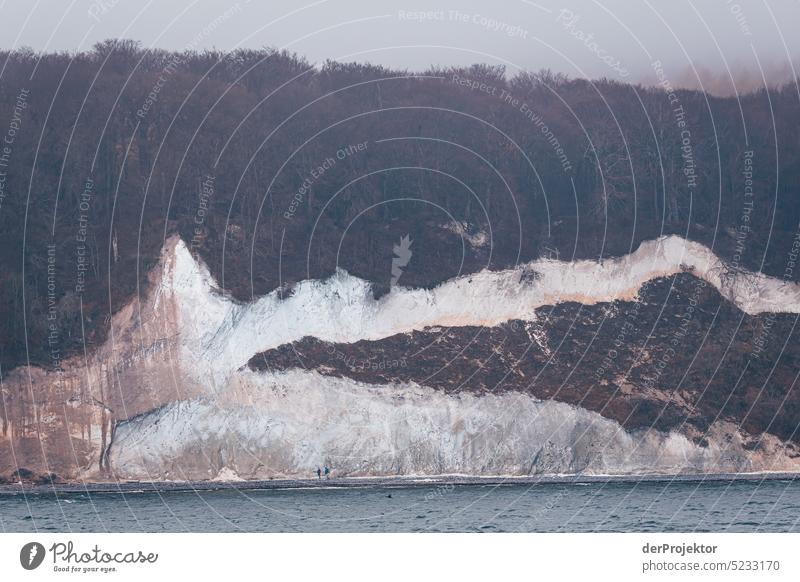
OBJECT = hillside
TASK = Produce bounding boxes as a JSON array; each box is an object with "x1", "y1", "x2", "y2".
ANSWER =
[
  {"x1": 1, "y1": 42, "x2": 800, "y2": 483},
  {"x1": 1, "y1": 41, "x2": 799, "y2": 372}
]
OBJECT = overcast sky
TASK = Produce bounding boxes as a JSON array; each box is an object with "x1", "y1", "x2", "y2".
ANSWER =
[{"x1": 2, "y1": 0, "x2": 798, "y2": 92}]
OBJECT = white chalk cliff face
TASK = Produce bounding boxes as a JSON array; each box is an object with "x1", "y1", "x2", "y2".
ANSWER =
[
  {"x1": 110, "y1": 369, "x2": 795, "y2": 480},
  {"x1": 3, "y1": 234, "x2": 800, "y2": 481}
]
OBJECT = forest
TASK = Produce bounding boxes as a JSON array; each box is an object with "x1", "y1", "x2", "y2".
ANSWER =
[{"x1": 0, "y1": 40, "x2": 798, "y2": 371}]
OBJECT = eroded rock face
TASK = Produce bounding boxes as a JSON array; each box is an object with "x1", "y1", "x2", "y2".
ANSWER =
[
  {"x1": 0, "y1": 237, "x2": 198, "y2": 480},
  {"x1": 2, "y1": 235, "x2": 799, "y2": 482}
]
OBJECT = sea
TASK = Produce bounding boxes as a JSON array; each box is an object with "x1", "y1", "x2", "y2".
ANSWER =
[{"x1": 2, "y1": 479, "x2": 800, "y2": 532}]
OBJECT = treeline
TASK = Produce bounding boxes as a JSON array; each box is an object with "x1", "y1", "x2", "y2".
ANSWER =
[{"x1": 0, "y1": 40, "x2": 798, "y2": 370}]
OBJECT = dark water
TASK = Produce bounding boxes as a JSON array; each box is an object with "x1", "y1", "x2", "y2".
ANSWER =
[{"x1": 2, "y1": 480, "x2": 800, "y2": 532}]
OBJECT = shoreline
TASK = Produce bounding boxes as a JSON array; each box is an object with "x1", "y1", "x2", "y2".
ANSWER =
[{"x1": 1, "y1": 471, "x2": 799, "y2": 496}]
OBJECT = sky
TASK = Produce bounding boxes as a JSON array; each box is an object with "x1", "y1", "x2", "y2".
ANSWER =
[{"x1": 2, "y1": 0, "x2": 798, "y2": 93}]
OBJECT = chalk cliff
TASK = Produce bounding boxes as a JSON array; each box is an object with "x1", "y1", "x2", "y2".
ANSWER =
[{"x1": 2, "y1": 234, "x2": 799, "y2": 482}]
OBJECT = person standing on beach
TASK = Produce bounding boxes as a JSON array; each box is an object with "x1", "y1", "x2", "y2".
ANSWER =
[
  {"x1": 324, "y1": 466, "x2": 330, "y2": 480},
  {"x1": 316, "y1": 467, "x2": 322, "y2": 480}
]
